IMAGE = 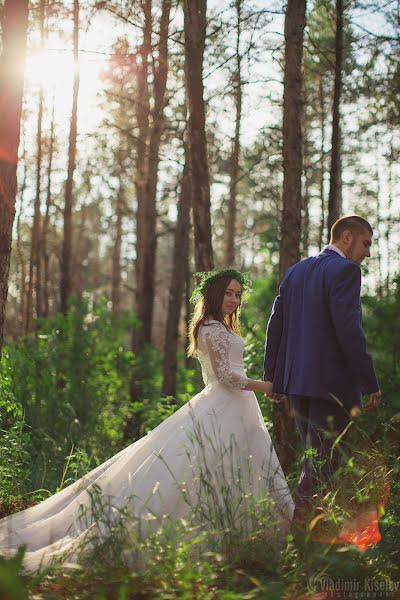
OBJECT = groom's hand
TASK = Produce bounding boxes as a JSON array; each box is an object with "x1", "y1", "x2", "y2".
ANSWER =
[
  {"x1": 263, "y1": 381, "x2": 287, "y2": 404},
  {"x1": 364, "y1": 389, "x2": 382, "y2": 412},
  {"x1": 271, "y1": 393, "x2": 287, "y2": 404}
]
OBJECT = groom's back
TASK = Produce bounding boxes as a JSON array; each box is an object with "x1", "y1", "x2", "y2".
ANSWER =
[{"x1": 278, "y1": 251, "x2": 359, "y2": 401}]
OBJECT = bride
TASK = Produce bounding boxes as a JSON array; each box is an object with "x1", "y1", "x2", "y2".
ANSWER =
[{"x1": 0, "y1": 268, "x2": 294, "y2": 572}]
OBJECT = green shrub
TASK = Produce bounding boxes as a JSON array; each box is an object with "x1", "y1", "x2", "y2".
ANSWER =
[{"x1": 0, "y1": 356, "x2": 32, "y2": 501}]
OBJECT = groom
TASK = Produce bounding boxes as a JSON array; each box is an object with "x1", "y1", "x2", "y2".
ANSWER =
[{"x1": 263, "y1": 215, "x2": 381, "y2": 523}]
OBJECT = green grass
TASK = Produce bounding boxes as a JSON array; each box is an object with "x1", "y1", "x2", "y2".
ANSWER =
[{"x1": 1, "y1": 407, "x2": 399, "y2": 600}]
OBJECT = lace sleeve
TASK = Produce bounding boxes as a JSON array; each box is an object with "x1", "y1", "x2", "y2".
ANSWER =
[{"x1": 200, "y1": 323, "x2": 248, "y2": 391}]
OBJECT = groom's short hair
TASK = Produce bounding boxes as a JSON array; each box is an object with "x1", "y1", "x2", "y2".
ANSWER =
[{"x1": 331, "y1": 215, "x2": 373, "y2": 241}]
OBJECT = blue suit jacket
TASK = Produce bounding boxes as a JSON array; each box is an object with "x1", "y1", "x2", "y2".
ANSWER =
[{"x1": 263, "y1": 250, "x2": 379, "y2": 406}]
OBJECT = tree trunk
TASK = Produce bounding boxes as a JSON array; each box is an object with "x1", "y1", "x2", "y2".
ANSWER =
[
  {"x1": 302, "y1": 141, "x2": 310, "y2": 257},
  {"x1": 327, "y1": 0, "x2": 343, "y2": 238},
  {"x1": 279, "y1": 0, "x2": 306, "y2": 281},
  {"x1": 125, "y1": 0, "x2": 152, "y2": 442},
  {"x1": 183, "y1": 0, "x2": 213, "y2": 272},
  {"x1": 375, "y1": 133, "x2": 382, "y2": 293},
  {"x1": 16, "y1": 135, "x2": 28, "y2": 336},
  {"x1": 36, "y1": 0, "x2": 46, "y2": 319},
  {"x1": 125, "y1": 0, "x2": 171, "y2": 441},
  {"x1": 301, "y1": 81, "x2": 310, "y2": 257},
  {"x1": 112, "y1": 180, "x2": 124, "y2": 316},
  {"x1": 26, "y1": 75, "x2": 44, "y2": 332},
  {"x1": 184, "y1": 255, "x2": 193, "y2": 369},
  {"x1": 386, "y1": 140, "x2": 394, "y2": 295},
  {"x1": 162, "y1": 145, "x2": 191, "y2": 397},
  {"x1": 61, "y1": 0, "x2": 80, "y2": 314},
  {"x1": 42, "y1": 96, "x2": 56, "y2": 318},
  {"x1": 0, "y1": 0, "x2": 29, "y2": 354},
  {"x1": 133, "y1": 0, "x2": 171, "y2": 352},
  {"x1": 224, "y1": 0, "x2": 242, "y2": 267},
  {"x1": 133, "y1": 2, "x2": 150, "y2": 348},
  {"x1": 275, "y1": 0, "x2": 306, "y2": 473},
  {"x1": 318, "y1": 77, "x2": 326, "y2": 251}
]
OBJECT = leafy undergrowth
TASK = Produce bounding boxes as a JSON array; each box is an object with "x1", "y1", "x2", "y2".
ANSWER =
[
  {"x1": 1, "y1": 286, "x2": 399, "y2": 599},
  {"x1": 1, "y1": 516, "x2": 400, "y2": 600},
  {"x1": 1, "y1": 456, "x2": 399, "y2": 600}
]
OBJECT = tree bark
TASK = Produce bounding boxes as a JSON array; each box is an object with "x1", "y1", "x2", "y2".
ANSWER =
[
  {"x1": 61, "y1": 0, "x2": 80, "y2": 314},
  {"x1": 16, "y1": 135, "x2": 28, "y2": 336},
  {"x1": 0, "y1": 0, "x2": 29, "y2": 354},
  {"x1": 301, "y1": 82, "x2": 310, "y2": 257},
  {"x1": 275, "y1": 0, "x2": 306, "y2": 473},
  {"x1": 125, "y1": 0, "x2": 172, "y2": 441},
  {"x1": 318, "y1": 77, "x2": 326, "y2": 251},
  {"x1": 278, "y1": 0, "x2": 306, "y2": 282},
  {"x1": 162, "y1": 144, "x2": 191, "y2": 397},
  {"x1": 25, "y1": 90, "x2": 43, "y2": 332},
  {"x1": 26, "y1": 0, "x2": 45, "y2": 331},
  {"x1": 133, "y1": 12, "x2": 150, "y2": 343},
  {"x1": 386, "y1": 140, "x2": 394, "y2": 295},
  {"x1": 302, "y1": 141, "x2": 310, "y2": 257},
  {"x1": 375, "y1": 133, "x2": 382, "y2": 293},
  {"x1": 183, "y1": 0, "x2": 213, "y2": 272},
  {"x1": 224, "y1": 0, "x2": 242, "y2": 267},
  {"x1": 327, "y1": 0, "x2": 343, "y2": 238},
  {"x1": 42, "y1": 96, "x2": 56, "y2": 318},
  {"x1": 133, "y1": 0, "x2": 171, "y2": 352},
  {"x1": 184, "y1": 253, "x2": 193, "y2": 369},
  {"x1": 112, "y1": 179, "x2": 124, "y2": 316}
]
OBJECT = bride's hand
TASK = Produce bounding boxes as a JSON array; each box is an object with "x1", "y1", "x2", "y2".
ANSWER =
[
  {"x1": 262, "y1": 381, "x2": 272, "y2": 398},
  {"x1": 263, "y1": 380, "x2": 274, "y2": 398},
  {"x1": 264, "y1": 381, "x2": 286, "y2": 404}
]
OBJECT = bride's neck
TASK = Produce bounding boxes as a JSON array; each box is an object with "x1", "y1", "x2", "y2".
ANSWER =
[{"x1": 206, "y1": 314, "x2": 230, "y2": 328}]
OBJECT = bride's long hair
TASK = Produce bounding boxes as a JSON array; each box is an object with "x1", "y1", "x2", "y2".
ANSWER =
[{"x1": 187, "y1": 276, "x2": 242, "y2": 357}]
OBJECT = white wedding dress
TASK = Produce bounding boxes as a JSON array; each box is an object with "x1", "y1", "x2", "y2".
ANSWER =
[{"x1": 0, "y1": 320, "x2": 293, "y2": 572}]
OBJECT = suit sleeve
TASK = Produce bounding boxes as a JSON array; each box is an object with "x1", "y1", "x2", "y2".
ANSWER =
[
  {"x1": 328, "y1": 262, "x2": 379, "y2": 395},
  {"x1": 263, "y1": 280, "x2": 285, "y2": 382}
]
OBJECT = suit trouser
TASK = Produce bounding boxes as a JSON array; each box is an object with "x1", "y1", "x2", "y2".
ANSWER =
[{"x1": 289, "y1": 395, "x2": 354, "y2": 522}]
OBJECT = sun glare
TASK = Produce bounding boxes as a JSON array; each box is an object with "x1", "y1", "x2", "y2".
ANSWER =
[
  {"x1": 25, "y1": 48, "x2": 105, "y2": 130},
  {"x1": 26, "y1": 49, "x2": 75, "y2": 90}
]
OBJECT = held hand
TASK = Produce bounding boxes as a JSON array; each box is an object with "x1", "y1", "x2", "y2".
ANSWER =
[
  {"x1": 271, "y1": 392, "x2": 288, "y2": 404},
  {"x1": 263, "y1": 381, "x2": 284, "y2": 404},
  {"x1": 364, "y1": 389, "x2": 382, "y2": 412},
  {"x1": 263, "y1": 380, "x2": 273, "y2": 397}
]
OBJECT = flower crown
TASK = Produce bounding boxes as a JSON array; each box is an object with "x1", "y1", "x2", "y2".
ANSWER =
[{"x1": 189, "y1": 268, "x2": 252, "y2": 305}]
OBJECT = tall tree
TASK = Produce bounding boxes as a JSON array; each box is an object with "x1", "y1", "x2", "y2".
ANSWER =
[
  {"x1": 374, "y1": 132, "x2": 382, "y2": 292},
  {"x1": 386, "y1": 140, "x2": 395, "y2": 295},
  {"x1": 318, "y1": 77, "x2": 327, "y2": 250},
  {"x1": 162, "y1": 143, "x2": 191, "y2": 397},
  {"x1": 224, "y1": 0, "x2": 243, "y2": 267},
  {"x1": 42, "y1": 97, "x2": 56, "y2": 318},
  {"x1": 279, "y1": 0, "x2": 306, "y2": 281},
  {"x1": 276, "y1": 0, "x2": 306, "y2": 472},
  {"x1": 134, "y1": 0, "x2": 172, "y2": 352},
  {"x1": 327, "y1": 0, "x2": 343, "y2": 236},
  {"x1": 26, "y1": 0, "x2": 46, "y2": 332},
  {"x1": 98, "y1": 38, "x2": 135, "y2": 316},
  {"x1": 0, "y1": 0, "x2": 29, "y2": 353},
  {"x1": 112, "y1": 165, "x2": 125, "y2": 316},
  {"x1": 15, "y1": 132, "x2": 28, "y2": 336},
  {"x1": 183, "y1": 0, "x2": 213, "y2": 272},
  {"x1": 60, "y1": 0, "x2": 80, "y2": 314}
]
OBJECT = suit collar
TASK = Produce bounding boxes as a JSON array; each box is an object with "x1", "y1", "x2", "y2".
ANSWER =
[{"x1": 323, "y1": 244, "x2": 346, "y2": 258}]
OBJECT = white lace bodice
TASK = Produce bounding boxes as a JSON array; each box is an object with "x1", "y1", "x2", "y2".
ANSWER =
[{"x1": 197, "y1": 320, "x2": 249, "y2": 390}]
